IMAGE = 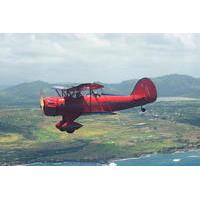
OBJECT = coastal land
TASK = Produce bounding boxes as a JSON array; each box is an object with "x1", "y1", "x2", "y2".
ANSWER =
[{"x1": 1, "y1": 99, "x2": 200, "y2": 165}]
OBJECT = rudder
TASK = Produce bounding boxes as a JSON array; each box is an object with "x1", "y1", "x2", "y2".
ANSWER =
[{"x1": 131, "y1": 78, "x2": 157, "y2": 103}]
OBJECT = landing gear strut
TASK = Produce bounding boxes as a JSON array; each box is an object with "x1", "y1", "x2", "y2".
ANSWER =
[{"x1": 141, "y1": 106, "x2": 146, "y2": 112}]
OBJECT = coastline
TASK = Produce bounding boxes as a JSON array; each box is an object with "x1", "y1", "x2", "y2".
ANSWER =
[
  {"x1": 108, "y1": 147, "x2": 200, "y2": 166},
  {"x1": 21, "y1": 146, "x2": 200, "y2": 166}
]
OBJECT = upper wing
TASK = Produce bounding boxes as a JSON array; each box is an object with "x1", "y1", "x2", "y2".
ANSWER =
[
  {"x1": 52, "y1": 83, "x2": 104, "y2": 96},
  {"x1": 67, "y1": 83, "x2": 104, "y2": 92}
]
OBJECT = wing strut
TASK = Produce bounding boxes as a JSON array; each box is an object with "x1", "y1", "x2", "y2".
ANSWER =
[{"x1": 90, "y1": 88, "x2": 92, "y2": 112}]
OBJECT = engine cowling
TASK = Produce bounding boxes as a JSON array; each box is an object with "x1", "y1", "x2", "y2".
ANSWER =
[{"x1": 41, "y1": 97, "x2": 65, "y2": 116}]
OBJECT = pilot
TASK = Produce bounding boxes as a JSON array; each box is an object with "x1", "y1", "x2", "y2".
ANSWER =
[
  {"x1": 92, "y1": 90, "x2": 101, "y2": 97},
  {"x1": 76, "y1": 92, "x2": 82, "y2": 98}
]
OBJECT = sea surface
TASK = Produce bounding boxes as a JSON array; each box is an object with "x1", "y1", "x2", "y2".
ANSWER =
[
  {"x1": 112, "y1": 149, "x2": 200, "y2": 166},
  {"x1": 28, "y1": 149, "x2": 200, "y2": 166}
]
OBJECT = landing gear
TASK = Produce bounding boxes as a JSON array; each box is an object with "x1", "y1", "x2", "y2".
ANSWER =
[
  {"x1": 58, "y1": 126, "x2": 75, "y2": 133},
  {"x1": 60, "y1": 128, "x2": 66, "y2": 132},
  {"x1": 66, "y1": 128, "x2": 75, "y2": 134},
  {"x1": 141, "y1": 106, "x2": 146, "y2": 112},
  {"x1": 55, "y1": 120, "x2": 82, "y2": 134}
]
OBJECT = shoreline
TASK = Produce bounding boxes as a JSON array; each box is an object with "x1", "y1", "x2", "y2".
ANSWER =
[
  {"x1": 108, "y1": 147, "x2": 200, "y2": 165},
  {"x1": 19, "y1": 146, "x2": 200, "y2": 166}
]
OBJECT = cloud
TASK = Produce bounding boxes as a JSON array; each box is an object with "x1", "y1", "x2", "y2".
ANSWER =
[
  {"x1": 0, "y1": 33, "x2": 200, "y2": 85},
  {"x1": 164, "y1": 33, "x2": 197, "y2": 49},
  {"x1": 73, "y1": 33, "x2": 111, "y2": 47}
]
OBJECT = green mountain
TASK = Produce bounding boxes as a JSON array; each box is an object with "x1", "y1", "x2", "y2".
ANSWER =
[
  {"x1": 1, "y1": 74, "x2": 200, "y2": 106},
  {"x1": 0, "y1": 81, "x2": 49, "y2": 106},
  {"x1": 153, "y1": 74, "x2": 200, "y2": 97},
  {"x1": 110, "y1": 74, "x2": 200, "y2": 97}
]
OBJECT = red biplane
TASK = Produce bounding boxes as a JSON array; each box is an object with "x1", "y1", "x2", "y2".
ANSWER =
[{"x1": 40, "y1": 78, "x2": 157, "y2": 133}]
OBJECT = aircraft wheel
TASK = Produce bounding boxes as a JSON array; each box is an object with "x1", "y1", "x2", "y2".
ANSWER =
[
  {"x1": 141, "y1": 107, "x2": 146, "y2": 112},
  {"x1": 60, "y1": 127, "x2": 66, "y2": 132},
  {"x1": 66, "y1": 128, "x2": 75, "y2": 134}
]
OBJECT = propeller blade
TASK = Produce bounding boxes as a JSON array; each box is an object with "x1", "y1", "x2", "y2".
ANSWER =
[
  {"x1": 40, "y1": 97, "x2": 45, "y2": 111},
  {"x1": 39, "y1": 88, "x2": 46, "y2": 113}
]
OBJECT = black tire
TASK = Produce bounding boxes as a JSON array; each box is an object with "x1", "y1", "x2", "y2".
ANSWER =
[
  {"x1": 66, "y1": 128, "x2": 75, "y2": 134},
  {"x1": 141, "y1": 107, "x2": 146, "y2": 112},
  {"x1": 60, "y1": 127, "x2": 66, "y2": 132}
]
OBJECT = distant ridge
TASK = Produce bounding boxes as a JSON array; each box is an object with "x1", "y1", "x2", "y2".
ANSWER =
[{"x1": 1, "y1": 74, "x2": 200, "y2": 106}]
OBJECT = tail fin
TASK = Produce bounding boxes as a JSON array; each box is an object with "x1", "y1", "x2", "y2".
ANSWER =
[{"x1": 131, "y1": 78, "x2": 157, "y2": 103}]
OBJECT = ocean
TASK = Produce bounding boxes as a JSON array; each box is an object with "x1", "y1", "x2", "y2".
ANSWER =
[
  {"x1": 27, "y1": 149, "x2": 200, "y2": 166},
  {"x1": 112, "y1": 149, "x2": 200, "y2": 166}
]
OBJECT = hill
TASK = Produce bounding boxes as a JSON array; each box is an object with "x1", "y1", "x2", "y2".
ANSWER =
[
  {"x1": 153, "y1": 74, "x2": 200, "y2": 97},
  {"x1": 1, "y1": 74, "x2": 200, "y2": 106}
]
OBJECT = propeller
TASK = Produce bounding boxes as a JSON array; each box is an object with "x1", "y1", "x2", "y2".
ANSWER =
[
  {"x1": 39, "y1": 89, "x2": 45, "y2": 112},
  {"x1": 40, "y1": 97, "x2": 45, "y2": 111}
]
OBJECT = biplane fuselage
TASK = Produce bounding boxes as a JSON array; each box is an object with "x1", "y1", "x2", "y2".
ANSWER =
[
  {"x1": 40, "y1": 78, "x2": 157, "y2": 133},
  {"x1": 43, "y1": 95, "x2": 151, "y2": 116}
]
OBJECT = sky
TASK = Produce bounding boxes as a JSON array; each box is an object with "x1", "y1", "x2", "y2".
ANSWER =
[{"x1": 0, "y1": 33, "x2": 200, "y2": 85}]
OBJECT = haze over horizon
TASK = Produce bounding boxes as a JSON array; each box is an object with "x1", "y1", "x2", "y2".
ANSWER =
[
  {"x1": 39, "y1": 73, "x2": 200, "y2": 85},
  {"x1": 1, "y1": 33, "x2": 200, "y2": 85}
]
